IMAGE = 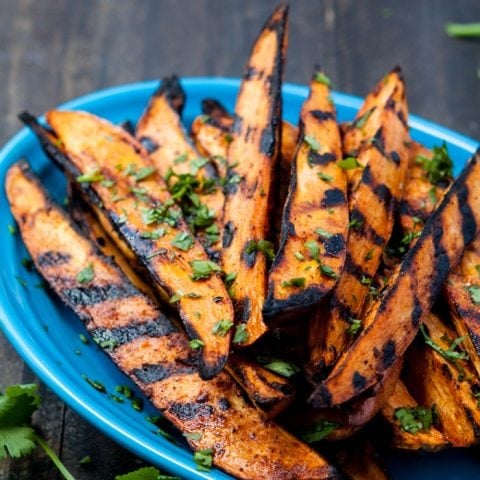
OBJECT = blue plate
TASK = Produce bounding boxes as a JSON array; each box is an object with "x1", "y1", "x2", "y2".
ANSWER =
[{"x1": 0, "y1": 78, "x2": 479, "y2": 480}]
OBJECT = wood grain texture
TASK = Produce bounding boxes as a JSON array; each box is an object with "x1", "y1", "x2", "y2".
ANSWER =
[{"x1": 0, "y1": 0, "x2": 479, "y2": 478}]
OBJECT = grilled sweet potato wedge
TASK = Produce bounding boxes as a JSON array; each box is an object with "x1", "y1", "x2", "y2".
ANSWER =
[
  {"x1": 135, "y1": 77, "x2": 225, "y2": 256},
  {"x1": 380, "y1": 380, "x2": 449, "y2": 452},
  {"x1": 399, "y1": 141, "x2": 453, "y2": 236},
  {"x1": 227, "y1": 354, "x2": 296, "y2": 418},
  {"x1": 22, "y1": 110, "x2": 234, "y2": 379},
  {"x1": 403, "y1": 313, "x2": 480, "y2": 447},
  {"x1": 221, "y1": 4, "x2": 288, "y2": 345},
  {"x1": 342, "y1": 67, "x2": 407, "y2": 189},
  {"x1": 445, "y1": 236, "x2": 480, "y2": 378},
  {"x1": 264, "y1": 68, "x2": 348, "y2": 318},
  {"x1": 310, "y1": 149, "x2": 480, "y2": 407},
  {"x1": 333, "y1": 442, "x2": 390, "y2": 480},
  {"x1": 6, "y1": 160, "x2": 339, "y2": 480},
  {"x1": 307, "y1": 82, "x2": 410, "y2": 381}
]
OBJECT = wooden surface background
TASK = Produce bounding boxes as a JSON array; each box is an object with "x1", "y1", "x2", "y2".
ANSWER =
[{"x1": 0, "y1": 0, "x2": 479, "y2": 478}]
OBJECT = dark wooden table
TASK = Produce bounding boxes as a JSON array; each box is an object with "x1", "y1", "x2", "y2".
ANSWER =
[{"x1": 1, "y1": 1, "x2": 479, "y2": 478}]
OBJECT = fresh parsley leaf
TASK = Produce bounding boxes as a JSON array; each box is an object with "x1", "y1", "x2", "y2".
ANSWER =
[
  {"x1": 190, "y1": 260, "x2": 222, "y2": 280},
  {"x1": 467, "y1": 285, "x2": 480, "y2": 305},
  {"x1": 347, "y1": 319, "x2": 362, "y2": 336},
  {"x1": 76, "y1": 263, "x2": 94, "y2": 283},
  {"x1": 394, "y1": 405, "x2": 435, "y2": 433},
  {"x1": 420, "y1": 325, "x2": 468, "y2": 362},
  {"x1": 233, "y1": 324, "x2": 249, "y2": 344},
  {"x1": 338, "y1": 157, "x2": 361, "y2": 170},
  {"x1": 245, "y1": 240, "x2": 275, "y2": 261},
  {"x1": 313, "y1": 72, "x2": 331, "y2": 87},
  {"x1": 115, "y1": 466, "x2": 180, "y2": 480},
  {"x1": 193, "y1": 448, "x2": 214, "y2": 472},
  {"x1": 281, "y1": 277, "x2": 306, "y2": 288},
  {"x1": 299, "y1": 419, "x2": 339, "y2": 444},
  {"x1": 416, "y1": 143, "x2": 453, "y2": 185},
  {"x1": 76, "y1": 168, "x2": 104, "y2": 183},
  {"x1": 189, "y1": 339, "x2": 204, "y2": 350},
  {"x1": 212, "y1": 319, "x2": 233, "y2": 337},
  {"x1": 315, "y1": 227, "x2": 333, "y2": 239},
  {"x1": 170, "y1": 232, "x2": 194, "y2": 251},
  {"x1": 303, "y1": 135, "x2": 321, "y2": 152}
]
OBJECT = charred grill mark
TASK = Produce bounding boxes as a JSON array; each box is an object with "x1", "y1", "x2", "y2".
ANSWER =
[
  {"x1": 119, "y1": 120, "x2": 135, "y2": 135},
  {"x1": 232, "y1": 115, "x2": 243, "y2": 135},
  {"x1": 398, "y1": 200, "x2": 430, "y2": 222},
  {"x1": 138, "y1": 136, "x2": 159, "y2": 154},
  {"x1": 154, "y1": 75, "x2": 185, "y2": 114},
  {"x1": 270, "y1": 381, "x2": 295, "y2": 395},
  {"x1": 132, "y1": 363, "x2": 196, "y2": 384},
  {"x1": 390, "y1": 150, "x2": 401, "y2": 165},
  {"x1": 381, "y1": 340, "x2": 396, "y2": 368},
  {"x1": 397, "y1": 110, "x2": 408, "y2": 128},
  {"x1": 234, "y1": 297, "x2": 252, "y2": 324},
  {"x1": 218, "y1": 398, "x2": 231, "y2": 411},
  {"x1": 90, "y1": 316, "x2": 176, "y2": 347},
  {"x1": 260, "y1": 126, "x2": 275, "y2": 157},
  {"x1": 385, "y1": 98, "x2": 396, "y2": 110},
  {"x1": 310, "y1": 110, "x2": 335, "y2": 121},
  {"x1": 457, "y1": 184, "x2": 477, "y2": 244},
  {"x1": 242, "y1": 242, "x2": 257, "y2": 268},
  {"x1": 308, "y1": 151, "x2": 337, "y2": 166},
  {"x1": 371, "y1": 129, "x2": 385, "y2": 156},
  {"x1": 352, "y1": 371, "x2": 367, "y2": 391},
  {"x1": 324, "y1": 234, "x2": 345, "y2": 257},
  {"x1": 201, "y1": 99, "x2": 231, "y2": 131},
  {"x1": 37, "y1": 250, "x2": 71, "y2": 267},
  {"x1": 344, "y1": 254, "x2": 371, "y2": 281},
  {"x1": 350, "y1": 208, "x2": 386, "y2": 247},
  {"x1": 372, "y1": 183, "x2": 393, "y2": 205},
  {"x1": 168, "y1": 402, "x2": 214, "y2": 420},
  {"x1": 465, "y1": 408, "x2": 480, "y2": 437},
  {"x1": 245, "y1": 125, "x2": 255, "y2": 142},
  {"x1": 411, "y1": 295, "x2": 422, "y2": 327},
  {"x1": 62, "y1": 283, "x2": 140, "y2": 306},
  {"x1": 332, "y1": 295, "x2": 356, "y2": 322},
  {"x1": 286, "y1": 221, "x2": 296, "y2": 237},
  {"x1": 244, "y1": 66, "x2": 259, "y2": 80},
  {"x1": 321, "y1": 188, "x2": 346, "y2": 208},
  {"x1": 264, "y1": 285, "x2": 328, "y2": 317}
]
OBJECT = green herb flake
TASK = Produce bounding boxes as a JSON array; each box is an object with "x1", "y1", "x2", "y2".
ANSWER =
[
  {"x1": 115, "y1": 466, "x2": 180, "y2": 480},
  {"x1": 170, "y1": 232, "x2": 194, "y2": 251},
  {"x1": 174, "y1": 153, "x2": 188, "y2": 164},
  {"x1": 338, "y1": 157, "x2": 361, "y2": 170},
  {"x1": 76, "y1": 263, "x2": 94, "y2": 284},
  {"x1": 294, "y1": 251, "x2": 305, "y2": 261},
  {"x1": 190, "y1": 259, "x2": 222, "y2": 280},
  {"x1": 304, "y1": 240, "x2": 320, "y2": 260},
  {"x1": 140, "y1": 228, "x2": 166, "y2": 239},
  {"x1": 189, "y1": 339, "x2": 204, "y2": 350},
  {"x1": 184, "y1": 432, "x2": 202, "y2": 441},
  {"x1": 394, "y1": 405, "x2": 435, "y2": 433},
  {"x1": 76, "y1": 168, "x2": 104, "y2": 183},
  {"x1": 428, "y1": 187, "x2": 437, "y2": 204},
  {"x1": 467, "y1": 285, "x2": 480, "y2": 305},
  {"x1": 299, "y1": 419, "x2": 339, "y2": 444},
  {"x1": 15, "y1": 276, "x2": 27, "y2": 288},
  {"x1": 364, "y1": 249, "x2": 374, "y2": 261},
  {"x1": 79, "y1": 334, "x2": 89, "y2": 344},
  {"x1": 7, "y1": 224, "x2": 16, "y2": 235},
  {"x1": 353, "y1": 108, "x2": 375, "y2": 129},
  {"x1": 224, "y1": 272, "x2": 237, "y2": 285},
  {"x1": 131, "y1": 398, "x2": 143, "y2": 412},
  {"x1": 303, "y1": 135, "x2": 321, "y2": 152},
  {"x1": 315, "y1": 227, "x2": 333, "y2": 239},
  {"x1": 317, "y1": 172, "x2": 333, "y2": 182},
  {"x1": 193, "y1": 448, "x2": 214, "y2": 472},
  {"x1": 212, "y1": 319, "x2": 233, "y2": 337},
  {"x1": 313, "y1": 72, "x2": 331, "y2": 87},
  {"x1": 281, "y1": 277, "x2": 306, "y2": 288},
  {"x1": 348, "y1": 216, "x2": 363, "y2": 230},
  {"x1": 21, "y1": 258, "x2": 34, "y2": 272},
  {"x1": 79, "y1": 455, "x2": 92, "y2": 465},
  {"x1": 81, "y1": 374, "x2": 106, "y2": 393},
  {"x1": 416, "y1": 143, "x2": 453, "y2": 185},
  {"x1": 319, "y1": 263, "x2": 338, "y2": 279},
  {"x1": 347, "y1": 319, "x2": 362, "y2": 336},
  {"x1": 101, "y1": 179, "x2": 115, "y2": 188},
  {"x1": 245, "y1": 239, "x2": 275, "y2": 261},
  {"x1": 260, "y1": 359, "x2": 300, "y2": 378},
  {"x1": 420, "y1": 324, "x2": 468, "y2": 363},
  {"x1": 233, "y1": 324, "x2": 249, "y2": 344},
  {"x1": 445, "y1": 22, "x2": 480, "y2": 38}
]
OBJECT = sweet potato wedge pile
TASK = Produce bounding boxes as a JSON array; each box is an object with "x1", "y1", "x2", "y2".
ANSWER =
[{"x1": 8, "y1": 2, "x2": 480, "y2": 479}]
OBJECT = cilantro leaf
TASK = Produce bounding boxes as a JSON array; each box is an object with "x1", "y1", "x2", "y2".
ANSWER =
[
  {"x1": 416, "y1": 142, "x2": 453, "y2": 185},
  {"x1": 0, "y1": 426, "x2": 37, "y2": 459},
  {"x1": 298, "y1": 419, "x2": 339, "y2": 443},
  {"x1": 193, "y1": 448, "x2": 214, "y2": 472},
  {"x1": 467, "y1": 285, "x2": 480, "y2": 305},
  {"x1": 257, "y1": 358, "x2": 300, "y2": 378},
  {"x1": 419, "y1": 325, "x2": 468, "y2": 362},
  {"x1": 394, "y1": 405, "x2": 435, "y2": 433},
  {"x1": 190, "y1": 260, "x2": 222, "y2": 280},
  {"x1": 115, "y1": 466, "x2": 180, "y2": 480}
]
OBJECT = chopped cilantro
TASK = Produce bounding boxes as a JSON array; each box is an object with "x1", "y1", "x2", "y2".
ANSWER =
[
  {"x1": 189, "y1": 339, "x2": 204, "y2": 350},
  {"x1": 299, "y1": 419, "x2": 339, "y2": 443},
  {"x1": 190, "y1": 260, "x2": 222, "y2": 280},
  {"x1": 190, "y1": 157, "x2": 209, "y2": 175},
  {"x1": 281, "y1": 277, "x2": 306, "y2": 288},
  {"x1": 193, "y1": 448, "x2": 214, "y2": 472},
  {"x1": 348, "y1": 216, "x2": 363, "y2": 230},
  {"x1": 420, "y1": 324, "x2": 468, "y2": 362},
  {"x1": 416, "y1": 143, "x2": 453, "y2": 185},
  {"x1": 428, "y1": 186, "x2": 437, "y2": 204},
  {"x1": 467, "y1": 285, "x2": 480, "y2": 305},
  {"x1": 304, "y1": 240, "x2": 320, "y2": 260},
  {"x1": 319, "y1": 263, "x2": 338, "y2": 279},
  {"x1": 76, "y1": 263, "x2": 94, "y2": 283},
  {"x1": 170, "y1": 232, "x2": 194, "y2": 251},
  {"x1": 258, "y1": 358, "x2": 300, "y2": 378},
  {"x1": 115, "y1": 466, "x2": 180, "y2": 480},
  {"x1": 338, "y1": 157, "x2": 361, "y2": 170},
  {"x1": 315, "y1": 227, "x2": 333, "y2": 239},
  {"x1": 212, "y1": 319, "x2": 233, "y2": 337},
  {"x1": 394, "y1": 405, "x2": 435, "y2": 433},
  {"x1": 7, "y1": 224, "x2": 16, "y2": 235},
  {"x1": 245, "y1": 239, "x2": 275, "y2": 261},
  {"x1": 364, "y1": 249, "x2": 374, "y2": 261},
  {"x1": 303, "y1": 135, "x2": 321, "y2": 152},
  {"x1": 347, "y1": 319, "x2": 362, "y2": 336},
  {"x1": 15, "y1": 276, "x2": 27, "y2": 288},
  {"x1": 233, "y1": 324, "x2": 249, "y2": 344},
  {"x1": 140, "y1": 228, "x2": 166, "y2": 239},
  {"x1": 475, "y1": 265, "x2": 480, "y2": 278},
  {"x1": 184, "y1": 432, "x2": 202, "y2": 441},
  {"x1": 174, "y1": 153, "x2": 188, "y2": 164},
  {"x1": 224, "y1": 272, "x2": 237, "y2": 285},
  {"x1": 76, "y1": 168, "x2": 104, "y2": 183},
  {"x1": 294, "y1": 251, "x2": 305, "y2": 261},
  {"x1": 313, "y1": 72, "x2": 331, "y2": 87},
  {"x1": 317, "y1": 172, "x2": 333, "y2": 182},
  {"x1": 81, "y1": 374, "x2": 106, "y2": 393}
]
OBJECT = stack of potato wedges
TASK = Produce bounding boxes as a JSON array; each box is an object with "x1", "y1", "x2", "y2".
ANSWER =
[{"x1": 6, "y1": 3, "x2": 480, "y2": 479}]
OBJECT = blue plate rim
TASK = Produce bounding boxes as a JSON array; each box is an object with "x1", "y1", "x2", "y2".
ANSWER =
[{"x1": 0, "y1": 77, "x2": 479, "y2": 479}]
